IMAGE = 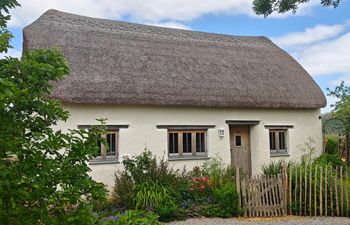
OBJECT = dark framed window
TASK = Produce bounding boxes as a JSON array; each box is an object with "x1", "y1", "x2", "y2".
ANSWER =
[
  {"x1": 168, "y1": 133, "x2": 179, "y2": 154},
  {"x1": 183, "y1": 132, "x2": 192, "y2": 154},
  {"x1": 168, "y1": 131, "x2": 207, "y2": 157},
  {"x1": 269, "y1": 129, "x2": 287, "y2": 155}
]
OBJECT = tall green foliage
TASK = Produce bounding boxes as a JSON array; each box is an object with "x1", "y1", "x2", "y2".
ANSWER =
[
  {"x1": 0, "y1": 2, "x2": 107, "y2": 224},
  {"x1": 328, "y1": 81, "x2": 350, "y2": 163}
]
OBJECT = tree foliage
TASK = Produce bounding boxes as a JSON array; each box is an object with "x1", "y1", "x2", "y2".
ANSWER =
[
  {"x1": 253, "y1": 0, "x2": 342, "y2": 17},
  {"x1": 327, "y1": 81, "x2": 350, "y2": 163},
  {"x1": 0, "y1": 1, "x2": 107, "y2": 224}
]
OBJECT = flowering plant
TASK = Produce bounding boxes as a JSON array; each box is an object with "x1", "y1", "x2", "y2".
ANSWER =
[{"x1": 188, "y1": 177, "x2": 212, "y2": 203}]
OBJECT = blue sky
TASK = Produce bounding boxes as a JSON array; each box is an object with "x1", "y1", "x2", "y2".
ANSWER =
[{"x1": 4, "y1": 0, "x2": 350, "y2": 112}]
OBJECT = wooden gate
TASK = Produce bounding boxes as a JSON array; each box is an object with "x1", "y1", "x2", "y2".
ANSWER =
[{"x1": 236, "y1": 170, "x2": 287, "y2": 217}]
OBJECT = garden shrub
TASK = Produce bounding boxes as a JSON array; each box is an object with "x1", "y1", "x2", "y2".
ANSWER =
[
  {"x1": 201, "y1": 156, "x2": 236, "y2": 188},
  {"x1": 325, "y1": 136, "x2": 339, "y2": 155},
  {"x1": 212, "y1": 183, "x2": 239, "y2": 217},
  {"x1": 100, "y1": 210, "x2": 161, "y2": 225},
  {"x1": 201, "y1": 204, "x2": 231, "y2": 218},
  {"x1": 314, "y1": 153, "x2": 344, "y2": 167},
  {"x1": 133, "y1": 180, "x2": 175, "y2": 209},
  {"x1": 112, "y1": 171, "x2": 134, "y2": 208},
  {"x1": 112, "y1": 152, "x2": 241, "y2": 220},
  {"x1": 112, "y1": 150, "x2": 183, "y2": 221},
  {"x1": 261, "y1": 160, "x2": 283, "y2": 176},
  {"x1": 154, "y1": 203, "x2": 182, "y2": 222}
]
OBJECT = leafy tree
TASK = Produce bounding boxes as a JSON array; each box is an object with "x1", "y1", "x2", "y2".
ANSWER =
[
  {"x1": 0, "y1": 1, "x2": 107, "y2": 224},
  {"x1": 327, "y1": 81, "x2": 350, "y2": 163},
  {"x1": 253, "y1": 0, "x2": 342, "y2": 17}
]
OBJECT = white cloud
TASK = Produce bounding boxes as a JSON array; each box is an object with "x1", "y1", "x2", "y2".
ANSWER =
[
  {"x1": 0, "y1": 48, "x2": 21, "y2": 59},
  {"x1": 146, "y1": 21, "x2": 191, "y2": 30},
  {"x1": 297, "y1": 32, "x2": 350, "y2": 76},
  {"x1": 8, "y1": 0, "x2": 319, "y2": 28},
  {"x1": 272, "y1": 21, "x2": 350, "y2": 113},
  {"x1": 272, "y1": 21, "x2": 350, "y2": 78},
  {"x1": 8, "y1": 0, "x2": 252, "y2": 27},
  {"x1": 330, "y1": 74, "x2": 350, "y2": 86},
  {"x1": 273, "y1": 24, "x2": 346, "y2": 48}
]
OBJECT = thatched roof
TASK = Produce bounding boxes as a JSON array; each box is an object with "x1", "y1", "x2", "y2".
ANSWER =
[{"x1": 23, "y1": 9, "x2": 326, "y2": 109}]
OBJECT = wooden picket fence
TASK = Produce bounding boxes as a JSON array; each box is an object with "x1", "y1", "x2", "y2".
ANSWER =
[
  {"x1": 285, "y1": 164, "x2": 349, "y2": 217},
  {"x1": 236, "y1": 164, "x2": 350, "y2": 217}
]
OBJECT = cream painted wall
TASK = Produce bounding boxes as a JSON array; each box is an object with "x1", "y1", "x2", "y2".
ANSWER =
[{"x1": 55, "y1": 104, "x2": 323, "y2": 189}]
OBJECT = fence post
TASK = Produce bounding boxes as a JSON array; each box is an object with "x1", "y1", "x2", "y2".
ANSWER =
[
  {"x1": 340, "y1": 166, "x2": 344, "y2": 216},
  {"x1": 346, "y1": 166, "x2": 349, "y2": 217},
  {"x1": 242, "y1": 177, "x2": 247, "y2": 217},
  {"x1": 330, "y1": 165, "x2": 334, "y2": 216},
  {"x1": 289, "y1": 165, "x2": 292, "y2": 215},
  {"x1": 309, "y1": 163, "x2": 312, "y2": 216},
  {"x1": 236, "y1": 167, "x2": 241, "y2": 211},
  {"x1": 314, "y1": 165, "x2": 318, "y2": 216},
  {"x1": 304, "y1": 165, "x2": 307, "y2": 216},
  {"x1": 320, "y1": 166, "x2": 323, "y2": 216},
  {"x1": 325, "y1": 165, "x2": 328, "y2": 217},
  {"x1": 299, "y1": 166, "x2": 302, "y2": 216},
  {"x1": 294, "y1": 165, "x2": 298, "y2": 215},
  {"x1": 336, "y1": 166, "x2": 339, "y2": 216}
]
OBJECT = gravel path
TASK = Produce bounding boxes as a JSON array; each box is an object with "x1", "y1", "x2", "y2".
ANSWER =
[{"x1": 167, "y1": 216, "x2": 350, "y2": 225}]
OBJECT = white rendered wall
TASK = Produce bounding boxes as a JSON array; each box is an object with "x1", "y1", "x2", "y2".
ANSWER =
[{"x1": 55, "y1": 104, "x2": 323, "y2": 189}]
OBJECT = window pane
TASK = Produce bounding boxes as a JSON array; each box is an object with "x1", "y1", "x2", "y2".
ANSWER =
[
  {"x1": 279, "y1": 131, "x2": 286, "y2": 150},
  {"x1": 106, "y1": 133, "x2": 116, "y2": 156},
  {"x1": 269, "y1": 132, "x2": 276, "y2": 150},
  {"x1": 183, "y1": 133, "x2": 192, "y2": 153},
  {"x1": 196, "y1": 133, "x2": 205, "y2": 153},
  {"x1": 235, "y1": 135, "x2": 242, "y2": 147},
  {"x1": 168, "y1": 133, "x2": 178, "y2": 154}
]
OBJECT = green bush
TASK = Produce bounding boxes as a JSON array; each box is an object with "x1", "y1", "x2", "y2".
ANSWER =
[
  {"x1": 155, "y1": 203, "x2": 181, "y2": 222},
  {"x1": 212, "y1": 183, "x2": 239, "y2": 217},
  {"x1": 325, "y1": 137, "x2": 339, "y2": 155},
  {"x1": 133, "y1": 180, "x2": 175, "y2": 209},
  {"x1": 113, "y1": 150, "x2": 182, "y2": 209},
  {"x1": 112, "y1": 153, "x2": 241, "y2": 220},
  {"x1": 112, "y1": 171, "x2": 134, "y2": 208},
  {"x1": 112, "y1": 150, "x2": 184, "y2": 221},
  {"x1": 201, "y1": 204, "x2": 231, "y2": 218},
  {"x1": 100, "y1": 210, "x2": 161, "y2": 225},
  {"x1": 201, "y1": 156, "x2": 236, "y2": 188},
  {"x1": 314, "y1": 153, "x2": 344, "y2": 167},
  {"x1": 261, "y1": 161, "x2": 282, "y2": 176}
]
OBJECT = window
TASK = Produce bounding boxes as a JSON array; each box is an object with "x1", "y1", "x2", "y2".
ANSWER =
[
  {"x1": 269, "y1": 129, "x2": 287, "y2": 154},
  {"x1": 78, "y1": 125, "x2": 129, "y2": 163},
  {"x1": 96, "y1": 131, "x2": 119, "y2": 160},
  {"x1": 168, "y1": 131, "x2": 207, "y2": 157},
  {"x1": 235, "y1": 135, "x2": 242, "y2": 147}
]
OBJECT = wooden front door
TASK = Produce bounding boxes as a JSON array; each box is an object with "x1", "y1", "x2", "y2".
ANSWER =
[{"x1": 230, "y1": 126, "x2": 251, "y2": 175}]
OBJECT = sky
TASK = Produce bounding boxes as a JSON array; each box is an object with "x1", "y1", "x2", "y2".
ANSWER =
[{"x1": 3, "y1": 0, "x2": 350, "y2": 113}]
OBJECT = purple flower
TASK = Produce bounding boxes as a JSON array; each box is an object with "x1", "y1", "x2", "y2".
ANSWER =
[{"x1": 107, "y1": 215, "x2": 119, "y2": 221}]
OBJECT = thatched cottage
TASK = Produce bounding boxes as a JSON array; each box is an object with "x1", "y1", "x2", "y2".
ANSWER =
[{"x1": 23, "y1": 10, "x2": 326, "y2": 187}]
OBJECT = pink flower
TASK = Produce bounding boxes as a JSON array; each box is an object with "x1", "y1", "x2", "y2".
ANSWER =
[{"x1": 200, "y1": 185, "x2": 206, "y2": 189}]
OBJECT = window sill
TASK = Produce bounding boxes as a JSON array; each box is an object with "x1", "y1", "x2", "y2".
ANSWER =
[
  {"x1": 270, "y1": 153, "x2": 290, "y2": 158},
  {"x1": 168, "y1": 156, "x2": 210, "y2": 161},
  {"x1": 89, "y1": 159, "x2": 120, "y2": 165}
]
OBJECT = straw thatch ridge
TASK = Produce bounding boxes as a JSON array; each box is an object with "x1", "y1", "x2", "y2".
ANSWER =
[{"x1": 23, "y1": 9, "x2": 326, "y2": 108}]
